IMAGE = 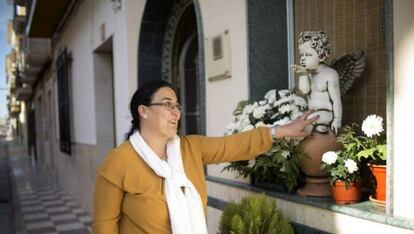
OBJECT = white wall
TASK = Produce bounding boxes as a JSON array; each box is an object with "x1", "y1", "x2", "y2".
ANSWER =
[
  {"x1": 54, "y1": 0, "x2": 96, "y2": 145},
  {"x1": 392, "y1": 0, "x2": 414, "y2": 220},
  {"x1": 53, "y1": 0, "x2": 145, "y2": 146},
  {"x1": 91, "y1": 0, "x2": 145, "y2": 145},
  {"x1": 199, "y1": 0, "x2": 251, "y2": 182},
  {"x1": 47, "y1": 0, "x2": 146, "y2": 211},
  {"x1": 199, "y1": 0, "x2": 249, "y2": 136},
  {"x1": 112, "y1": 0, "x2": 144, "y2": 145}
]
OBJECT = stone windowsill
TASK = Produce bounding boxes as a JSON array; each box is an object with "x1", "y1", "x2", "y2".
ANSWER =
[{"x1": 206, "y1": 175, "x2": 414, "y2": 231}]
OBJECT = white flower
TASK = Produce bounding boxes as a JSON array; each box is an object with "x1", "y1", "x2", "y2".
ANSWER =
[
  {"x1": 290, "y1": 111, "x2": 303, "y2": 121},
  {"x1": 225, "y1": 121, "x2": 237, "y2": 135},
  {"x1": 279, "y1": 104, "x2": 292, "y2": 114},
  {"x1": 362, "y1": 115, "x2": 384, "y2": 137},
  {"x1": 281, "y1": 151, "x2": 290, "y2": 159},
  {"x1": 322, "y1": 151, "x2": 338, "y2": 165},
  {"x1": 255, "y1": 121, "x2": 266, "y2": 128},
  {"x1": 242, "y1": 124, "x2": 254, "y2": 132},
  {"x1": 344, "y1": 159, "x2": 359, "y2": 174},
  {"x1": 293, "y1": 96, "x2": 308, "y2": 108},
  {"x1": 278, "y1": 89, "x2": 291, "y2": 98},
  {"x1": 273, "y1": 96, "x2": 293, "y2": 107},
  {"x1": 274, "y1": 117, "x2": 291, "y2": 126},
  {"x1": 243, "y1": 102, "x2": 258, "y2": 115},
  {"x1": 264, "y1": 89, "x2": 277, "y2": 103},
  {"x1": 235, "y1": 116, "x2": 250, "y2": 131},
  {"x1": 253, "y1": 105, "x2": 268, "y2": 119}
]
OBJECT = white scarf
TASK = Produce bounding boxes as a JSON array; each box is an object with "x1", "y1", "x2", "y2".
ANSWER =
[{"x1": 129, "y1": 131, "x2": 208, "y2": 234}]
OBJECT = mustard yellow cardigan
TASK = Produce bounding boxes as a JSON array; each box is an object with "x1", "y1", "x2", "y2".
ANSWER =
[{"x1": 92, "y1": 127, "x2": 273, "y2": 234}]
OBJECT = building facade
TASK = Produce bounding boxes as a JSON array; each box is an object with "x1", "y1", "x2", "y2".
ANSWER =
[{"x1": 5, "y1": 0, "x2": 414, "y2": 233}]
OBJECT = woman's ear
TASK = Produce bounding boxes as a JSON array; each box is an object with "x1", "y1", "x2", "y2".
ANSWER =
[{"x1": 138, "y1": 105, "x2": 148, "y2": 119}]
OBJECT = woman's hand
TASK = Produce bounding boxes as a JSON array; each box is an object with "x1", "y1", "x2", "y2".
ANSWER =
[{"x1": 274, "y1": 110, "x2": 319, "y2": 139}]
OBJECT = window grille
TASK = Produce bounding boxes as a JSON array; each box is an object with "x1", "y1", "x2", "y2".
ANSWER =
[{"x1": 56, "y1": 48, "x2": 71, "y2": 155}]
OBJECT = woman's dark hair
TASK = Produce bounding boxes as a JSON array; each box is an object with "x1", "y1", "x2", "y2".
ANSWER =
[{"x1": 125, "y1": 80, "x2": 176, "y2": 140}]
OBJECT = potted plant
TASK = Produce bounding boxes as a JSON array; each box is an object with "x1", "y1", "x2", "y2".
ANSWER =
[
  {"x1": 357, "y1": 115, "x2": 387, "y2": 203},
  {"x1": 321, "y1": 125, "x2": 362, "y2": 204},
  {"x1": 222, "y1": 89, "x2": 308, "y2": 192},
  {"x1": 218, "y1": 194, "x2": 294, "y2": 234}
]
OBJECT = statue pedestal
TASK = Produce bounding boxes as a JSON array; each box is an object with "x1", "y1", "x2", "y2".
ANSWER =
[
  {"x1": 297, "y1": 177, "x2": 331, "y2": 197},
  {"x1": 298, "y1": 131, "x2": 341, "y2": 197}
]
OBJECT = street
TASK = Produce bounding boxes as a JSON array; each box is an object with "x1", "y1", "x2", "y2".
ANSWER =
[{"x1": 0, "y1": 140, "x2": 92, "y2": 234}]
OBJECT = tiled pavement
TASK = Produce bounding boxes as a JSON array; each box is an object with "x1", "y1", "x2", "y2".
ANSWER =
[{"x1": 7, "y1": 143, "x2": 92, "y2": 234}]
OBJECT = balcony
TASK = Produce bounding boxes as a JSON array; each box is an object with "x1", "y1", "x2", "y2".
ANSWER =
[
  {"x1": 9, "y1": 103, "x2": 21, "y2": 118},
  {"x1": 12, "y1": 4, "x2": 26, "y2": 35},
  {"x1": 16, "y1": 85, "x2": 32, "y2": 102},
  {"x1": 24, "y1": 38, "x2": 51, "y2": 67},
  {"x1": 26, "y1": 0, "x2": 72, "y2": 37},
  {"x1": 20, "y1": 38, "x2": 51, "y2": 84},
  {"x1": 19, "y1": 73, "x2": 37, "y2": 84}
]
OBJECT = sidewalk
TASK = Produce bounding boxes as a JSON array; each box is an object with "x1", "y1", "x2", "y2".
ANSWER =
[{"x1": 6, "y1": 141, "x2": 92, "y2": 234}]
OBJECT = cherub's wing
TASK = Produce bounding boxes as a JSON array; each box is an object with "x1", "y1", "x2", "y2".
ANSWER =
[{"x1": 331, "y1": 50, "x2": 367, "y2": 94}]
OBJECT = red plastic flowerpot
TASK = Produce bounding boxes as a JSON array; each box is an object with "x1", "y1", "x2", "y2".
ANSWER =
[
  {"x1": 369, "y1": 164, "x2": 386, "y2": 201},
  {"x1": 331, "y1": 180, "x2": 361, "y2": 205}
]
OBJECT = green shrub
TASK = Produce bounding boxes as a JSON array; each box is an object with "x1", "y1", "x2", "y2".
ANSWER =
[{"x1": 218, "y1": 194, "x2": 294, "y2": 234}]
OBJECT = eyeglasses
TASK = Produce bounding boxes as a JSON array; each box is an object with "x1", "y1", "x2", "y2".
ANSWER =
[{"x1": 147, "y1": 102, "x2": 183, "y2": 112}]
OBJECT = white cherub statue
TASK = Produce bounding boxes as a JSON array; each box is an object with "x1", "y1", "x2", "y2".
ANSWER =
[{"x1": 292, "y1": 31, "x2": 366, "y2": 134}]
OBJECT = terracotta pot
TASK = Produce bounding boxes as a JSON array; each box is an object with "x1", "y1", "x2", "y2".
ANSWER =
[
  {"x1": 369, "y1": 164, "x2": 386, "y2": 201},
  {"x1": 297, "y1": 131, "x2": 342, "y2": 197},
  {"x1": 331, "y1": 180, "x2": 361, "y2": 204},
  {"x1": 299, "y1": 131, "x2": 342, "y2": 176}
]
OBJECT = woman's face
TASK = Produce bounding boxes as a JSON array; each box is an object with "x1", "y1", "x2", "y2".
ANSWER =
[
  {"x1": 298, "y1": 41, "x2": 321, "y2": 71},
  {"x1": 143, "y1": 87, "x2": 181, "y2": 139}
]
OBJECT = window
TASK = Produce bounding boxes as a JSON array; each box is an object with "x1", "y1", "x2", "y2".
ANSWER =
[{"x1": 56, "y1": 48, "x2": 71, "y2": 155}]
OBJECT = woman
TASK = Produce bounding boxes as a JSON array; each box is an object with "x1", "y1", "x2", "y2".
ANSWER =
[{"x1": 92, "y1": 81, "x2": 318, "y2": 234}]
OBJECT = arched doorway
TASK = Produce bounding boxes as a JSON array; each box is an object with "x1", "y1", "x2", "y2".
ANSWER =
[{"x1": 138, "y1": 0, "x2": 205, "y2": 135}]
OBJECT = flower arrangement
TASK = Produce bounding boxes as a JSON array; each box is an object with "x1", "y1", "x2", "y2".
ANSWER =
[
  {"x1": 223, "y1": 89, "x2": 308, "y2": 192},
  {"x1": 321, "y1": 124, "x2": 362, "y2": 187},
  {"x1": 321, "y1": 114, "x2": 386, "y2": 187}
]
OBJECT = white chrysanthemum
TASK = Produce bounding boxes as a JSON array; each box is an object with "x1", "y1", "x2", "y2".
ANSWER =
[
  {"x1": 293, "y1": 96, "x2": 308, "y2": 108},
  {"x1": 273, "y1": 96, "x2": 293, "y2": 107},
  {"x1": 264, "y1": 89, "x2": 277, "y2": 104},
  {"x1": 281, "y1": 151, "x2": 290, "y2": 159},
  {"x1": 255, "y1": 121, "x2": 266, "y2": 128},
  {"x1": 235, "y1": 116, "x2": 250, "y2": 131},
  {"x1": 362, "y1": 115, "x2": 384, "y2": 137},
  {"x1": 290, "y1": 111, "x2": 303, "y2": 121},
  {"x1": 322, "y1": 151, "x2": 338, "y2": 165},
  {"x1": 241, "y1": 124, "x2": 254, "y2": 132},
  {"x1": 279, "y1": 104, "x2": 294, "y2": 114},
  {"x1": 344, "y1": 159, "x2": 359, "y2": 174},
  {"x1": 278, "y1": 89, "x2": 292, "y2": 98},
  {"x1": 274, "y1": 117, "x2": 291, "y2": 126},
  {"x1": 225, "y1": 121, "x2": 237, "y2": 135},
  {"x1": 243, "y1": 102, "x2": 258, "y2": 115},
  {"x1": 253, "y1": 105, "x2": 268, "y2": 119}
]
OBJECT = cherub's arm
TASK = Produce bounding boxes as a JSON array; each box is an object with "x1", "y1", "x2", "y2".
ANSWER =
[
  {"x1": 328, "y1": 71, "x2": 342, "y2": 134},
  {"x1": 298, "y1": 74, "x2": 311, "y2": 95},
  {"x1": 291, "y1": 65, "x2": 311, "y2": 95}
]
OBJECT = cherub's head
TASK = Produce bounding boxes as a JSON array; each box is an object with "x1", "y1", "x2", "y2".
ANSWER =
[{"x1": 298, "y1": 31, "x2": 331, "y2": 70}]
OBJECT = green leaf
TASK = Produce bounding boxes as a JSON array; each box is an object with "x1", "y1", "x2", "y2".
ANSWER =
[
  {"x1": 356, "y1": 148, "x2": 376, "y2": 160},
  {"x1": 376, "y1": 144, "x2": 387, "y2": 160},
  {"x1": 218, "y1": 195, "x2": 294, "y2": 234}
]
